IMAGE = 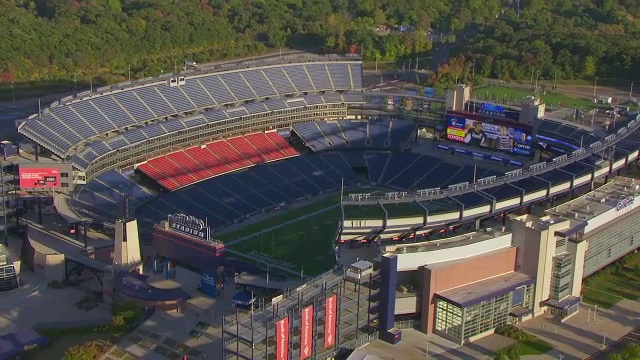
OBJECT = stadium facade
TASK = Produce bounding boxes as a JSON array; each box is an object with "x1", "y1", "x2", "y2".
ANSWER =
[{"x1": 375, "y1": 177, "x2": 639, "y2": 345}]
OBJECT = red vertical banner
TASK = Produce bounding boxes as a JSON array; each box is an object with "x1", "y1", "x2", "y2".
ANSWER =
[
  {"x1": 324, "y1": 294, "x2": 337, "y2": 348},
  {"x1": 300, "y1": 305, "x2": 314, "y2": 360},
  {"x1": 276, "y1": 317, "x2": 289, "y2": 360}
]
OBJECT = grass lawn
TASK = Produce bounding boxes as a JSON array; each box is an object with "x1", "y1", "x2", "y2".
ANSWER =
[
  {"x1": 583, "y1": 270, "x2": 640, "y2": 309},
  {"x1": 517, "y1": 338, "x2": 554, "y2": 355},
  {"x1": 216, "y1": 195, "x2": 341, "y2": 242},
  {"x1": 582, "y1": 252, "x2": 640, "y2": 308},
  {"x1": 218, "y1": 186, "x2": 394, "y2": 275},
  {"x1": 495, "y1": 325, "x2": 553, "y2": 358},
  {"x1": 228, "y1": 207, "x2": 341, "y2": 275},
  {"x1": 473, "y1": 85, "x2": 601, "y2": 110}
]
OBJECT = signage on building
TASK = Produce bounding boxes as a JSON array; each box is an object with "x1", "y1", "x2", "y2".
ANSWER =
[
  {"x1": 198, "y1": 272, "x2": 218, "y2": 298},
  {"x1": 616, "y1": 197, "x2": 635, "y2": 212},
  {"x1": 275, "y1": 317, "x2": 289, "y2": 360},
  {"x1": 464, "y1": 103, "x2": 521, "y2": 121},
  {"x1": 300, "y1": 305, "x2": 314, "y2": 360},
  {"x1": 324, "y1": 294, "x2": 337, "y2": 348},
  {"x1": 167, "y1": 213, "x2": 211, "y2": 241}
]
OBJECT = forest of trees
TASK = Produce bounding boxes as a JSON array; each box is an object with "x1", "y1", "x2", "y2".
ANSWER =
[{"x1": 1, "y1": 0, "x2": 640, "y2": 86}]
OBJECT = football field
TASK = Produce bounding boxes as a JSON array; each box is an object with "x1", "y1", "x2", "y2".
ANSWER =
[
  {"x1": 217, "y1": 188, "x2": 389, "y2": 275},
  {"x1": 217, "y1": 195, "x2": 342, "y2": 275}
]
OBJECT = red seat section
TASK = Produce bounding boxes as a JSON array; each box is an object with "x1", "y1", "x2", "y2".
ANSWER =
[
  {"x1": 137, "y1": 162, "x2": 181, "y2": 190},
  {"x1": 206, "y1": 140, "x2": 253, "y2": 170},
  {"x1": 266, "y1": 132, "x2": 299, "y2": 157},
  {"x1": 166, "y1": 152, "x2": 212, "y2": 180},
  {"x1": 137, "y1": 132, "x2": 299, "y2": 191},
  {"x1": 244, "y1": 133, "x2": 287, "y2": 161},
  {"x1": 185, "y1": 145, "x2": 233, "y2": 177},
  {"x1": 227, "y1": 136, "x2": 265, "y2": 164}
]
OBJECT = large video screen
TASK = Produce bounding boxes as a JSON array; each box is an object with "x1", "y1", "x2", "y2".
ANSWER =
[
  {"x1": 19, "y1": 167, "x2": 61, "y2": 189},
  {"x1": 446, "y1": 115, "x2": 532, "y2": 156}
]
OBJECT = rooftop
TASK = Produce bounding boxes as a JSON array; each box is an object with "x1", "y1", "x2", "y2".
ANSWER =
[
  {"x1": 546, "y1": 177, "x2": 639, "y2": 222},
  {"x1": 382, "y1": 227, "x2": 509, "y2": 255},
  {"x1": 437, "y1": 271, "x2": 534, "y2": 308}
]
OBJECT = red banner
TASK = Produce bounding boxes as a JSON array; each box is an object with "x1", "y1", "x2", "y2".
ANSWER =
[
  {"x1": 18, "y1": 167, "x2": 61, "y2": 189},
  {"x1": 324, "y1": 294, "x2": 337, "y2": 348},
  {"x1": 275, "y1": 317, "x2": 289, "y2": 360},
  {"x1": 300, "y1": 305, "x2": 314, "y2": 360}
]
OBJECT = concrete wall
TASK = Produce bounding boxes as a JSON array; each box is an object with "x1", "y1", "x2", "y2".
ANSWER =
[
  {"x1": 34, "y1": 252, "x2": 65, "y2": 282},
  {"x1": 419, "y1": 247, "x2": 517, "y2": 334},
  {"x1": 394, "y1": 233, "x2": 513, "y2": 271}
]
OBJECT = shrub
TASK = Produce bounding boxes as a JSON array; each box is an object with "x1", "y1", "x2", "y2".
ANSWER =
[{"x1": 64, "y1": 340, "x2": 106, "y2": 360}]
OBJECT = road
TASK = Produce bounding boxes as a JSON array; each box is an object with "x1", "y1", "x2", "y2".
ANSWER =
[{"x1": 586, "y1": 326, "x2": 640, "y2": 359}]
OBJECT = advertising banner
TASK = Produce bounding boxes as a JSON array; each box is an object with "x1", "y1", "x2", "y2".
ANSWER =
[
  {"x1": 197, "y1": 272, "x2": 218, "y2": 298},
  {"x1": 18, "y1": 167, "x2": 60, "y2": 189},
  {"x1": 276, "y1": 317, "x2": 290, "y2": 360},
  {"x1": 402, "y1": 97, "x2": 414, "y2": 110},
  {"x1": 300, "y1": 305, "x2": 314, "y2": 360},
  {"x1": 324, "y1": 294, "x2": 337, "y2": 348},
  {"x1": 424, "y1": 87, "x2": 435, "y2": 97},
  {"x1": 446, "y1": 115, "x2": 532, "y2": 156}
]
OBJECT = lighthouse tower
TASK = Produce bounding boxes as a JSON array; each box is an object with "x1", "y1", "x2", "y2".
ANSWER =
[{"x1": 113, "y1": 196, "x2": 143, "y2": 274}]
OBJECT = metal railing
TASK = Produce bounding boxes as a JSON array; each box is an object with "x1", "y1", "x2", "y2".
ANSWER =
[
  {"x1": 341, "y1": 331, "x2": 380, "y2": 350},
  {"x1": 44, "y1": 54, "x2": 362, "y2": 108},
  {"x1": 342, "y1": 118, "x2": 640, "y2": 205}
]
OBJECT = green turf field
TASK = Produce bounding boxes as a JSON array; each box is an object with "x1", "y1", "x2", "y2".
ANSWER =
[
  {"x1": 216, "y1": 193, "x2": 347, "y2": 275},
  {"x1": 473, "y1": 85, "x2": 601, "y2": 110},
  {"x1": 217, "y1": 187, "x2": 412, "y2": 275}
]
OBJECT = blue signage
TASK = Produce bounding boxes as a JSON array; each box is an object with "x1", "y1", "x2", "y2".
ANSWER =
[
  {"x1": 424, "y1": 87, "x2": 435, "y2": 98},
  {"x1": 198, "y1": 272, "x2": 219, "y2": 298},
  {"x1": 480, "y1": 103, "x2": 505, "y2": 113}
]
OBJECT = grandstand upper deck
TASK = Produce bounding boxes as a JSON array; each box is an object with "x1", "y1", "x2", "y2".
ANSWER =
[{"x1": 18, "y1": 57, "x2": 364, "y2": 159}]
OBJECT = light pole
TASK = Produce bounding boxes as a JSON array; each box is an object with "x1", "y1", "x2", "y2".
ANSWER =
[
  {"x1": 602, "y1": 332, "x2": 607, "y2": 349},
  {"x1": 11, "y1": 82, "x2": 14, "y2": 103},
  {"x1": 529, "y1": 68, "x2": 534, "y2": 89},
  {"x1": 553, "y1": 70, "x2": 558, "y2": 92},
  {"x1": 593, "y1": 77, "x2": 598, "y2": 100},
  {"x1": 0, "y1": 162, "x2": 7, "y2": 246},
  {"x1": 630, "y1": 82, "x2": 634, "y2": 99},
  {"x1": 128, "y1": 65, "x2": 131, "y2": 82},
  {"x1": 534, "y1": 70, "x2": 541, "y2": 95}
]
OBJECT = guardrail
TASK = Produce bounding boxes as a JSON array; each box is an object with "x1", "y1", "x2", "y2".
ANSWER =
[
  {"x1": 342, "y1": 118, "x2": 639, "y2": 205},
  {"x1": 41, "y1": 54, "x2": 362, "y2": 109}
]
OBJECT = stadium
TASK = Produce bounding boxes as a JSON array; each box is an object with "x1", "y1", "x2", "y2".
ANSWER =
[{"x1": 13, "y1": 54, "x2": 640, "y2": 359}]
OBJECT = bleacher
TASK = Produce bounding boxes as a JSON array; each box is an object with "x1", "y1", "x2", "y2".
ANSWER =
[
  {"x1": 537, "y1": 119, "x2": 600, "y2": 148},
  {"x1": 292, "y1": 119, "x2": 416, "y2": 152},
  {"x1": 20, "y1": 62, "x2": 364, "y2": 160},
  {"x1": 70, "y1": 94, "x2": 365, "y2": 171},
  {"x1": 74, "y1": 170, "x2": 154, "y2": 219},
  {"x1": 136, "y1": 153, "x2": 362, "y2": 229},
  {"x1": 137, "y1": 132, "x2": 299, "y2": 191}
]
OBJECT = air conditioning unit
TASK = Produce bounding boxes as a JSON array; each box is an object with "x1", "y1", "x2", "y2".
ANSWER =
[
  {"x1": 168, "y1": 78, "x2": 178, "y2": 87},
  {"x1": 178, "y1": 76, "x2": 186, "y2": 86}
]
